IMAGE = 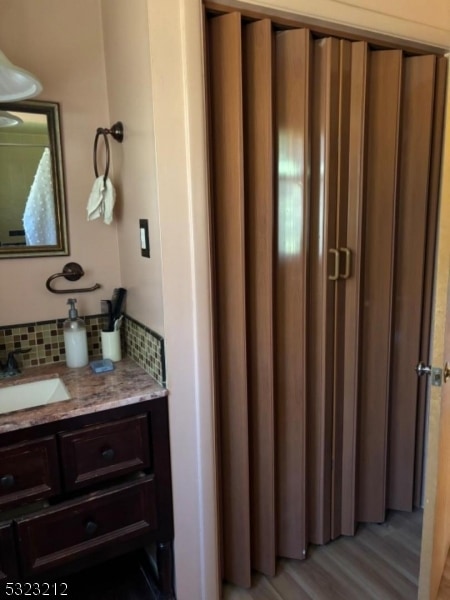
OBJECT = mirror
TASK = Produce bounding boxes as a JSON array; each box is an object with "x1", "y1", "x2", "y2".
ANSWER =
[{"x1": 0, "y1": 100, "x2": 68, "y2": 258}]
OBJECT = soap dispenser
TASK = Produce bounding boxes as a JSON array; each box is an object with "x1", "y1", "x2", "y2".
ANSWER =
[{"x1": 63, "y1": 298, "x2": 89, "y2": 368}]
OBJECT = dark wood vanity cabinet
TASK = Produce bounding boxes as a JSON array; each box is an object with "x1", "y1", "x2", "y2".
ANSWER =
[
  {"x1": 0, "y1": 523, "x2": 18, "y2": 582},
  {"x1": 0, "y1": 396, "x2": 174, "y2": 599}
]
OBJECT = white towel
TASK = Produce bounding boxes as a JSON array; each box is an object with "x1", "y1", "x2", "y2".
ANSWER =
[
  {"x1": 86, "y1": 176, "x2": 116, "y2": 225},
  {"x1": 23, "y1": 148, "x2": 57, "y2": 245}
]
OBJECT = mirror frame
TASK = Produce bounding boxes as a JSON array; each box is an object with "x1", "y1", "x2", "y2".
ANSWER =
[{"x1": 0, "y1": 99, "x2": 69, "y2": 259}]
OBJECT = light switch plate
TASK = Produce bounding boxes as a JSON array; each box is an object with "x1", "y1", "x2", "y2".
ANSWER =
[{"x1": 139, "y1": 219, "x2": 150, "y2": 258}]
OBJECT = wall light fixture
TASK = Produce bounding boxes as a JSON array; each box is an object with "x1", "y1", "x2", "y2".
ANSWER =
[{"x1": 0, "y1": 50, "x2": 42, "y2": 102}]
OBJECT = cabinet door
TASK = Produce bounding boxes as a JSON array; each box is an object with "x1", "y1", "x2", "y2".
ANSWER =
[
  {"x1": 59, "y1": 415, "x2": 150, "y2": 491},
  {"x1": 0, "y1": 436, "x2": 60, "y2": 509},
  {"x1": 16, "y1": 477, "x2": 157, "y2": 576},
  {"x1": 0, "y1": 522, "x2": 18, "y2": 582}
]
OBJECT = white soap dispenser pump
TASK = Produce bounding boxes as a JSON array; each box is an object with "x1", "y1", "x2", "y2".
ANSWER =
[{"x1": 63, "y1": 298, "x2": 89, "y2": 368}]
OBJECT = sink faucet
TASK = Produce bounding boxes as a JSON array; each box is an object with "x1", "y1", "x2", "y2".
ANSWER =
[{"x1": 1, "y1": 348, "x2": 31, "y2": 377}]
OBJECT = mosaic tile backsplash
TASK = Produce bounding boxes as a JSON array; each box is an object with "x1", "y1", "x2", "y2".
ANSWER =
[
  {"x1": 123, "y1": 316, "x2": 165, "y2": 386},
  {"x1": 0, "y1": 314, "x2": 165, "y2": 386}
]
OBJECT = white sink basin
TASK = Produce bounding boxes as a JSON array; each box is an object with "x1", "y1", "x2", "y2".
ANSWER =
[{"x1": 0, "y1": 377, "x2": 71, "y2": 415}]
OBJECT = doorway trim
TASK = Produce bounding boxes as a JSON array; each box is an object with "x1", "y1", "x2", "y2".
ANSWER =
[
  {"x1": 418, "y1": 67, "x2": 450, "y2": 600},
  {"x1": 150, "y1": 0, "x2": 449, "y2": 598}
]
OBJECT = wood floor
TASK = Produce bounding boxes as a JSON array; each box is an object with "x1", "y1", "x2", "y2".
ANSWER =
[{"x1": 223, "y1": 510, "x2": 423, "y2": 600}]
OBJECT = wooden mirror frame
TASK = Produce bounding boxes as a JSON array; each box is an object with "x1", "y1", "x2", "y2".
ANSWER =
[{"x1": 0, "y1": 99, "x2": 69, "y2": 259}]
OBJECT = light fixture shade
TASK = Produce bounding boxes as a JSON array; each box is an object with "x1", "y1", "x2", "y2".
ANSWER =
[
  {"x1": 0, "y1": 49, "x2": 42, "y2": 101},
  {"x1": 0, "y1": 110, "x2": 23, "y2": 127}
]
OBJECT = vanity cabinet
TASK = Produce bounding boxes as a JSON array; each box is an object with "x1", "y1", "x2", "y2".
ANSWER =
[
  {"x1": 0, "y1": 523, "x2": 17, "y2": 582},
  {"x1": 0, "y1": 396, "x2": 174, "y2": 599}
]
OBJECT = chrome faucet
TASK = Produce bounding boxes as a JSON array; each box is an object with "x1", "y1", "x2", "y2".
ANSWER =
[{"x1": 0, "y1": 348, "x2": 31, "y2": 377}]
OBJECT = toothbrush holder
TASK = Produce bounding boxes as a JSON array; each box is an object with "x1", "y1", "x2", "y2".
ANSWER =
[{"x1": 101, "y1": 329, "x2": 122, "y2": 362}]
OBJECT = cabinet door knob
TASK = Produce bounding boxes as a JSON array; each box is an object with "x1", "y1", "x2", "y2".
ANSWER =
[
  {"x1": 0, "y1": 474, "x2": 15, "y2": 489},
  {"x1": 84, "y1": 520, "x2": 98, "y2": 536},
  {"x1": 101, "y1": 447, "x2": 115, "y2": 461}
]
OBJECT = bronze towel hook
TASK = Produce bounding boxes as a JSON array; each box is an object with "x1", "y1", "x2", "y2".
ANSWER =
[
  {"x1": 93, "y1": 121, "x2": 124, "y2": 184},
  {"x1": 46, "y1": 262, "x2": 101, "y2": 294}
]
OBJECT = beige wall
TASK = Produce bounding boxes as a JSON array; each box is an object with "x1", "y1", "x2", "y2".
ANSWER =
[
  {"x1": 0, "y1": 0, "x2": 120, "y2": 325},
  {"x1": 101, "y1": 0, "x2": 164, "y2": 335},
  {"x1": 0, "y1": 0, "x2": 164, "y2": 334}
]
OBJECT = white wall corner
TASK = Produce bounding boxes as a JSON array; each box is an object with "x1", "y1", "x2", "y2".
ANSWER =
[{"x1": 146, "y1": 0, "x2": 220, "y2": 598}]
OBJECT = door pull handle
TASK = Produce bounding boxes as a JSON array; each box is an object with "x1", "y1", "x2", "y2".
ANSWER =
[
  {"x1": 328, "y1": 249, "x2": 339, "y2": 281},
  {"x1": 340, "y1": 248, "x2": 351, "y2": 279}
]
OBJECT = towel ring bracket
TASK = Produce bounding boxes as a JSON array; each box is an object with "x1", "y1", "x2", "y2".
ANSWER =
[{"x1": 107, "y1": 122, "x2": 124, "y2": 143}]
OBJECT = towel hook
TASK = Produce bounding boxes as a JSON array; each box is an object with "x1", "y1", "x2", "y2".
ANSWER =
[
  {"x1": 46, "y1": 262, "x2": 101, "y2": 294},
  {"x1": 93, "y1": 121, "x2": 123, "y2": 184}
]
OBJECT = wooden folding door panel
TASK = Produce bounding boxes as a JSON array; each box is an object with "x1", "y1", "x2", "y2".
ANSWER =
[
  {"x1": 208, "y1": 12, "x2": 251, "y2": 587},
  {"x1": 357, "y1": 49, "x2": 402, "y2": 524},
  {"x1": 275, "y1": 27, "x2": 311, "y2": 560},
  {"x1": 243, "y1": 18, "x2": 276, "y2": 577},
  {"x1": 307, "y1": 37, "x2": 370, "y2": 541},
  {"x1": 388, "y1": 55, "x2": 438, "y2": 511},
  {"x1": 333, "y1": 40, "x2": 368, "y2": 538},
  {"x1": 308, "y1": 36, "x2": 340, "y2": 546}
]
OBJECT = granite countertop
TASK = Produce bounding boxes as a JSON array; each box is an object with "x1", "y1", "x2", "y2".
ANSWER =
[{"x1": 0, "y1": 358, "x2": 167, "y2": 433}]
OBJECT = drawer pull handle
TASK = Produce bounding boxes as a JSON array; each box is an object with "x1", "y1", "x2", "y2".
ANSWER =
[
  {"x1": 85, "y1": 520, "x2": 98, "y2": 536},
  {"x1": 0, "y1": 474, "x2": 15, "y2": 489},
  {"x1": 101, "y1": 447, "x2": 115, "y2": 461}
]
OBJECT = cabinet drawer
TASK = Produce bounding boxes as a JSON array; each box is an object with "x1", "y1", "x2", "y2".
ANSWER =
[
  {"x1": 16, "y1": 476, "x2": 157, "y2": 576},
  {"x1": 0, "y1": 522, "x2": 18, "y2": 581},
  {"x1": 0, "y1": 437, "x2": 60, "y2": 510},
  {"x1": 59, "y1": 415, "x2": 150, "y2": 491}
]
